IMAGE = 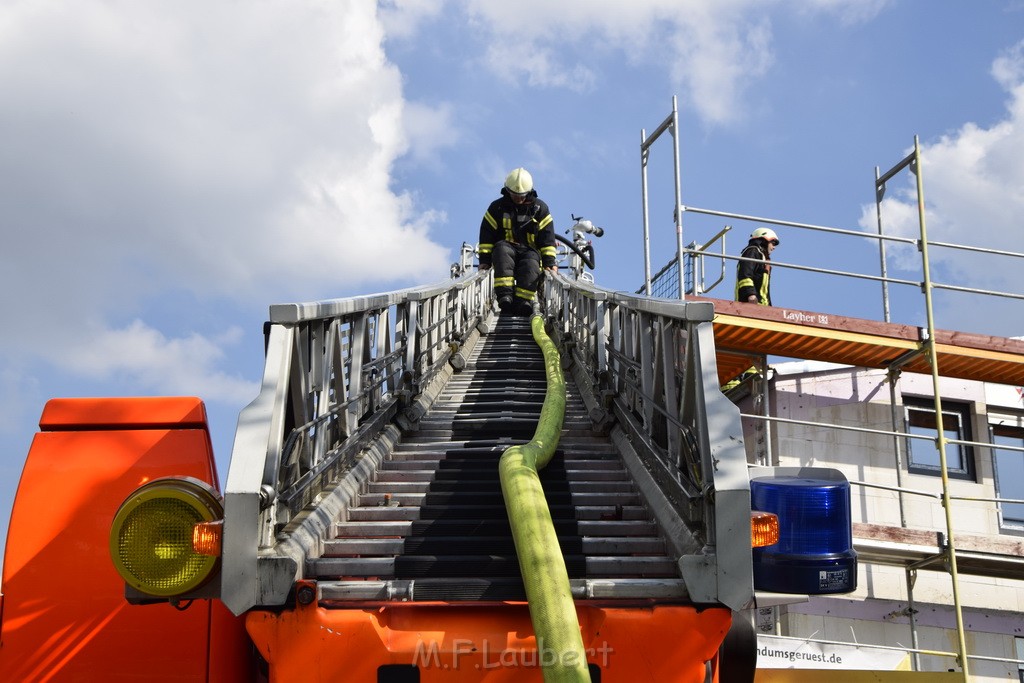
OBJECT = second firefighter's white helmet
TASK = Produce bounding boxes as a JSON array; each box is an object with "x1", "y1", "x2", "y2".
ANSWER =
[
  {"x1": 750, "y1": 226, "x2": 779, "y2": 244},
  {"x1": 504, "y1": 167, "x2": 534, "y2": 194}
]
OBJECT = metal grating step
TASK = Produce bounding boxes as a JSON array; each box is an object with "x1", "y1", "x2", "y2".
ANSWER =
[
  {"x1": 334, "y1": 519, "x2": 656, "y2": 538},
  {"x1": 380, "y1": 457, "x2": 624, "y2": 471},
  {"x1": 347, "y1": 504, "x2": 650, "y2": 522},
  {"x1": 387, "y1": 444, "x2": 618, "y2": 458},
  {"x1": 373, "y1": 468, "x2": 629, "y2": 483},
  {"x1": 312, "y1": 555, "x2": 678, "y2": 579},
  {"x1": 324, "y1": 535, "x2": 666, "y2": 557},
  {"x1": 365, "y1": 481, "x2": 634, "y2": 495},
  {"x1": 357, "y1": 491, "x2": 642, "y2": 508}
]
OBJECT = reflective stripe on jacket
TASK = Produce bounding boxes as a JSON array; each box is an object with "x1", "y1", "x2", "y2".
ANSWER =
[
  {"x1": 478, "y1": 190, "x2": 557, "y2": 268},
  {"x1": 735, "y1": 242, "x2": 772, "y2": 305}
]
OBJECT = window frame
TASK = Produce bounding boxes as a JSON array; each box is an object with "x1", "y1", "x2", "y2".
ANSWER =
[
  {"x1": 1016, "y1": 636, "x2": 1024, "y2": 683},
  {"x1": 989, "y1": 420, "x2": 1024, "y2": 534},
  {"x1": 902, "y1": 396, "x2": 976, "y2": 481}
]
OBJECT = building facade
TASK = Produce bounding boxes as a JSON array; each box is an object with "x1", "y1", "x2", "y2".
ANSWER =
[{"x1": 731, "y1": 360, "x2": 1024, "y2": 681}]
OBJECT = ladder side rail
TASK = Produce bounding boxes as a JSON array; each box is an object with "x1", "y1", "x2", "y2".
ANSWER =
[
  {"x1": 548, "y1": 276, "x2": 753, "y2": 609},
  {"x1": 542, "y1": 274, "x2": 610, "y2": 422},
  {"x1": 684, "y1": 313, "x2": 753, "y2": 610},
  {"x1": 221, "y1": 272, "x2": 490, "y2": 615},
  {"x1": 613, "y1": 293, "x2": 750, "y2": 609},
  {"x1": 223, "y1": 322, "x2": 295, "y2": 614},
  {"x1": 659, "y1": 319, "x2": 681, "y2": 466}
]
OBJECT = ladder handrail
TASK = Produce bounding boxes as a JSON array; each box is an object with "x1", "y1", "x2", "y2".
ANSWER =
[
  {"x1": 221, "y1": 271, "x2": 492, "y2": 614},
  {"x1": 544, "y1": 273, "x2": 754, "y2": 611}
]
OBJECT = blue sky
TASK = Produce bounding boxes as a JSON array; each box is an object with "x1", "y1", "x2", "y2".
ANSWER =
[{"x1": 2, "y1": 1, "x2": 1024, "y2": 571}]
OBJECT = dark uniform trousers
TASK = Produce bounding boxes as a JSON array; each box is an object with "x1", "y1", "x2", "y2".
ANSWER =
[{"x1": 492, "y1": 241, "x2": 542, "y2": 302}]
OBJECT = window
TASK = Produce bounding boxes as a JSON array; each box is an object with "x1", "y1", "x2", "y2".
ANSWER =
[
  {"x1": 990, "y1": 425, "x2": 1024, "y2": 530},
  {"x1": 1017, "y1": 637, "x2": 1024, "y2": 683},
  {"x1": 903, "y1": 397, "x2": 975, "y2": 480}
]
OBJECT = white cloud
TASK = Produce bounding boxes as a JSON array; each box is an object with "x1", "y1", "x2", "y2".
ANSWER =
[
  {"x1": 0, "y1": 0, "x2": 452, "y2": 395},
  {"x1": 378, "y1": 0, "x2": 447, "y2": 40},
  {"x1": 665, "y1": 14, "x2": 774, "y2": 125},
  {"x1": 59, "y1": 320, "x2": 258, "y2": 404},
  {"x1": 993, "y1": 39, "x2": 1024, "y2": 112},
  {"x1": 855, "y1": 40, "x2": 1024, "y2": 333},
  {"x1": 796, "y1": 0, "x2": 890, "y2": 25},
  {"x1": 0, "y1": 0, "x2": 452, "y2": 302},
  {"x1": 859, "y1": 40, "x2": 1024, "y2": 289},
  {"x1": 450, "y1": 0, "x2": 873, "y2": 125},
  {"x1": 481, "y1": 41, "x2": 598, "y2": 93},
  {"x1": 860, "y1": 197, "x2": 922, "y2": 272},
  {"x1": 402, "y1": 100, "x2": 460, "y2": 165}
]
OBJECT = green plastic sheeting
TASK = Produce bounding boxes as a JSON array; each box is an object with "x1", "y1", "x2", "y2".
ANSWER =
[{"x1": 499, "y1": 314, "x2": 591, "y2": 683}]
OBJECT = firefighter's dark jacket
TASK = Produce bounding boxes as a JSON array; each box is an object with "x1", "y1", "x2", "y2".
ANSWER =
[
  {"x1": 735, "y1": 240, "x2": 772, "y2": 305},
  {"x1": 478, "y1": 188, "x2": 557, "y2": 268}
]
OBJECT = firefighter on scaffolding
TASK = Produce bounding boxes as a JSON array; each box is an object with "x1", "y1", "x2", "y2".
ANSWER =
[
  {"x1": 735, "y1": 226, "x2": 779, "y2": 305},
  {"x1": 478, "y1": 168, "x2": 558, "y2": 316},
  {"x1": 724, "y1": 227, "x2": 780, "y2": 392}
]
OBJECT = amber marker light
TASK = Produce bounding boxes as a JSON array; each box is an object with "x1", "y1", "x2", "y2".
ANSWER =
[
  {"x1": 751, "y1": 511, "x2": 779, "y2": 548},
  {"x1": 192, "y1": 520, "x2": 223, "y2": 556}
]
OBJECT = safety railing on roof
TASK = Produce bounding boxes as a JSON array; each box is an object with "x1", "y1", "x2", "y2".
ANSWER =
[
  {"x1": 543, "y1": 273, "x2": 754, "y2": 611},
  {"x1": 220, "y1": 272, "x2": 492, "y2": 614}
]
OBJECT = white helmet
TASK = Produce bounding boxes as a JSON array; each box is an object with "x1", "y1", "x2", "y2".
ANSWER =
[
  {"x1": 750, "y1": 227, "x2": 779, "y2": 244},
  {"x1": 504, "y1": 167, "x2": 534, "y2": 194}
]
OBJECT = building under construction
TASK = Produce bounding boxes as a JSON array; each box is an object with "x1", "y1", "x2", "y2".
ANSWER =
[{"x1": 639, "y1": 99, "x2": 1024, "y2": 681}]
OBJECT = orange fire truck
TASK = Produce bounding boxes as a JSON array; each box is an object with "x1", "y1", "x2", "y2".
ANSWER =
[{"x1": 2, "y1": 245, "x2": 883, "y2": 683}]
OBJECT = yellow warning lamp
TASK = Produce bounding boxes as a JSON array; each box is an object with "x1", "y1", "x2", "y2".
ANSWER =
[{"x1": 109, "y1": 477, "x2": 223, "y2": 598}]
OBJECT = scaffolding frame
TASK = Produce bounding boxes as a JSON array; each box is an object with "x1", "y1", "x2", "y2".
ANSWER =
[{"x1": 639, "y1": 99, "x2": 1024, "y2": 681}]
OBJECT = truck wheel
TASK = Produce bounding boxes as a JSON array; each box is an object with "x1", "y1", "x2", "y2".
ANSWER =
[{"x1": 718, "y1": 612, "x2": 757, "y2": 683}]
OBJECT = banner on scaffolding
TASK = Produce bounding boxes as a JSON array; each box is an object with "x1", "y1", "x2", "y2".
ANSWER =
[{"x1": 757, "y1": 635, "x2": 910, "y2": 670}]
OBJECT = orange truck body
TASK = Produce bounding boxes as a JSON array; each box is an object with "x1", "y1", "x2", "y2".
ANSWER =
[
  {"x1": 246, "y1": 596, "x2": 730, "y2": 681},
  {"x1": 0, "y1": 398, "x2": 253, "y2": 682},
  {"x1": 0, "y1": 397, "x2": 734, "y2": 682}
]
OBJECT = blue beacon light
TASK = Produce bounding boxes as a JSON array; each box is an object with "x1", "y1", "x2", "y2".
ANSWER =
[{"x1": 750, "y1": 471, "x2": 857, "y2": 594}]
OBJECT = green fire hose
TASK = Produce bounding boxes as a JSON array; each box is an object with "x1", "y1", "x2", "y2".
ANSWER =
[{"x1": 498, "y1": 314, "x2": 591, "y2": 683}]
